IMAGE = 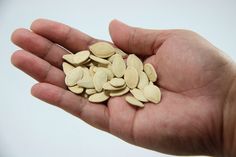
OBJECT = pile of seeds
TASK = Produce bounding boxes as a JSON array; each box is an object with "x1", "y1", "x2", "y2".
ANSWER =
[{"x1": 62, "y1": 42, "x2": 161, "y2": 107}]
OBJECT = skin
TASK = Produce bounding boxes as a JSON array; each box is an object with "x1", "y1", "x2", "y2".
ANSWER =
[{"x1": 11, "y1": 19, "x2": 236, "y2": 156}]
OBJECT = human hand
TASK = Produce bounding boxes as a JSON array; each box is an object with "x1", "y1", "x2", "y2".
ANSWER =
[{"x1": 11, "y1": 19, "x2": 236, "y2": 156}]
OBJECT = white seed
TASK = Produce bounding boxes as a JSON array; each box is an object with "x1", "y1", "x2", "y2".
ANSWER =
[
  {"x1": 109, "y1": 87, "x2": 130, "y2": 97},
  {"x1": 125, "y1": 96, "x2": 144, "y2": 107},
  {"x1": 62, "y1": 62, "x2": 75, "y2": 75},
  {"x1": 127, "y1": 54, "x2": 143, "y2": 72},
  {"x1": 93, "y1": 69, "x2": 108, "y2": 92},
  {"x1": 112, "y1": 54, "x2": 126, "y2": 78},
  {"x1": 77, "y1": 79, "x2": 94, "y2": 88},
  {"x1": 107, "y1": 54, "x2": 116, "y2": 62},
  {"x1": 137, "y1": 71, "x2": 149, "y2": 89},
  {"x1": 124, "y1": 66, "x2": 139, "y2": 89},
  {"x1": 90, "y1": 55, "x2": 111, "y2": 64},
  {"x1": 103, "y1": 82, "x2": 126, "y2": 91},
  {"x1": 144, "y1": 63, "x2": 157, "y2": 82},
  {"x1": 96, "y1": 67, "x2": 114, "y2": 80},
  {"x1": 68, "y1": 86, "x2": 84, "y2": 94},
  {"x1": 77, "y1": 68, "x2": 94, "y2": 88},
  {"x1": 130, "y1": 88, "x2": 148, "y2": 102},
  {"x1": 65, "y1": 67, "x2": 83, "y2": 86},
  {"x1": 85, "y1": 88, "x2": 97, "y2": 95},
  {"x1": 73, "y1": 50, "x2": 90, "y2": 65},
  {"x1": 115, "y1": 48, "x2": 128, "y2": 58},
  {"x1": 62, "y1": 41, "x2": 162, "y2": 107},
  {"x1": 143, "y1": 84, "x2": 161, "y2": 104},
  {"x1": 110, "y1": 78, "x2": 125, "y2": 87},
  {"x1": 89, "y1": 42, "x2": 115, "y2": 58},
  {"x1": 88, "y1": 91, "x2": 109, "y2": 103},
  {"x1": 63, "y1": 54, "x2": 75, "y2": 64}
]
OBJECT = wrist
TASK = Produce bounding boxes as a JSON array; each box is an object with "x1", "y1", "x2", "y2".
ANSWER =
[{"x1": 222, "y1": 63, "x2": 236, "y2": 157}]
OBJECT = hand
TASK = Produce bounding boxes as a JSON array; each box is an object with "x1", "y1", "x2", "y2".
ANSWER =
[{"x1": 11, "y1": 19, "x2": 236, "y2": 156}]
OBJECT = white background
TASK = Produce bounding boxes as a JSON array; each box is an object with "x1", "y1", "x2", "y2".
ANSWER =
[{"x1": 0, "y1": 0, "x2": 236, "y2": 157}]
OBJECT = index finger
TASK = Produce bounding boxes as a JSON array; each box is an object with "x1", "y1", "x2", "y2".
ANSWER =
[
  {"x1": 30, "y1": 19, "x2": 97, "y2": 52},
  {"x1": 32, "y1": 83, "x2": 110, "y2": 132}
]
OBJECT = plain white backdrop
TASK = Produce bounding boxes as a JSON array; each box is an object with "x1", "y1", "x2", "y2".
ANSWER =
[{"x1": 0, "y1": 0, "x2": 236, "y2": 157}]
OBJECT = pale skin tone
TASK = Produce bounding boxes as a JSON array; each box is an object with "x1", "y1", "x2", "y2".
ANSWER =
[{"x1": 11, "y1": 19, "x2": 236, "y2": 156}]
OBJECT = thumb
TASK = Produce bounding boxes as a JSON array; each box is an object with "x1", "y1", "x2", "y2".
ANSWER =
[{"x1": 109, "y1": 20, "x2": 169, "y2": 57}]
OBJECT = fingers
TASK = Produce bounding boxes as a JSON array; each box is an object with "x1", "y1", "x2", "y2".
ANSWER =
[
  {"x1": 30, "y1": 19, "x2": 97, "y2": 52},
  {"x1": 11, "y1": 50, "x2": 66, "y2": 88},
  {"x1": 11, "y1": 28, "x2": 68, "y2": 68},
  {"x1": 109, "y1": 20, "x2": 171, "y2": 57},
  {"x1": 31, "y1": 83, "x2": 110, "y2": 132}
]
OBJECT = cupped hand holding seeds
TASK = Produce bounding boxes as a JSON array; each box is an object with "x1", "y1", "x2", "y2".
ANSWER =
[{"x1": 11, "y1": 19, "x2": 236, "y2": 157}]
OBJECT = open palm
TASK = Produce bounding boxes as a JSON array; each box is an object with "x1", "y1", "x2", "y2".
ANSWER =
[{"x1": 11, "y1": 19, "x2": 235, "y2": 156}]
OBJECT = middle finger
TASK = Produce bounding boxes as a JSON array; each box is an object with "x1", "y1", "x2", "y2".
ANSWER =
[
  {"x1": 11, "y1": 28, "x2": 69, "y2": 68},
  {"x1": 11, "y1": 50, "x2": 66, "y2": 89}
]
